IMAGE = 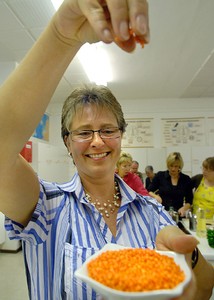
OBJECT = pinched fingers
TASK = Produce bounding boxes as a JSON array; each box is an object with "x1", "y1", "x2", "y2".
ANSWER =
[
  {"x1": 78, "y1": 0, "x2": 149, "y2": 47},
  {"x1": 127, "y1": 0, "x2": 149, "y2": 42}
]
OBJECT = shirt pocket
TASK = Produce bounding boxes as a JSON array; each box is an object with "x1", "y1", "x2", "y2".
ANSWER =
[{"x1": 64, "y1": 242, "x2": 101, "y2": 300}]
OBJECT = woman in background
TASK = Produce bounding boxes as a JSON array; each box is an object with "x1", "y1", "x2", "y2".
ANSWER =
[
  {"x1": 148, "y1": 152, "x2": 193, "y2": 216},
  {"x1": 191, "y1": 157, "x2": 214, "y2": 220},
  {"x1": 116, "y1": 152, "x2": 149, "y2": 196}
]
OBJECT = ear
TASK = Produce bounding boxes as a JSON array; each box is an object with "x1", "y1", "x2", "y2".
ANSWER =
[{"x1": 63, "y1": 135, "x2": 70, "y2": 150}]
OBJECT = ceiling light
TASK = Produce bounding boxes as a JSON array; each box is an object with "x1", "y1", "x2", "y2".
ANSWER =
[
  {"x1": 77, "y1": 42, "x2": 113, "y2": 86},
  {"x1": 50, "y1": 1, "x2": 113, "y2": 86},
  {"x1": 51, "y1": 0, "x2": 63, "y2": 10}
]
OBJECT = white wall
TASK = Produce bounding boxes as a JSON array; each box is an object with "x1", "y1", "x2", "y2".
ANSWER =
[{"x1": 29, "y1": 136, "x2": 76, "y2": 183}]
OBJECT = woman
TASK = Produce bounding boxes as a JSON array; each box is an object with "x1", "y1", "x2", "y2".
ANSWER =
[
  {"x1": 0, "y1": 1, "x2": 213, "y2": 300},
  {"x1": 192, "y1": 157, "x2": 214, "y2": 219},
  {"x1": 116, "y1": 152, "x2": 148, "y2": 195},
  {"x1": 148, "y1": 152, "x2": 193, "y2": 216}
]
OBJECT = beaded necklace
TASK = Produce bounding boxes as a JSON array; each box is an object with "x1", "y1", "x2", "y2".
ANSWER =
[{"x1": 85, "y1": 181, "x2": 121, "y2": 218}]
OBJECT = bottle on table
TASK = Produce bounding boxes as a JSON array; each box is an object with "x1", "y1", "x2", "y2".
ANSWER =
[
  {"x1": 196, "y1": 208, "x2": 207, "y2": 238},
  {"x1": 168, "y1": 206, "x2": 174, "y2": 217},
  {"x1": 188, "y1": 210, "x2": 197, "y2": 232}
]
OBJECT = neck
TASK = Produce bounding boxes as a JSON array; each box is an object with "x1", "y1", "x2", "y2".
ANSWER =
[
  {"x1": 84, "y1": 180, "x2": 121, "y2": 218},
  {"x1": 204, "y1": 177, "x2": 214, "y2": 187},
  {"x1": 170, "y1": 172, "x2": 179, "y2": 178},
  {"x1": 81, "y1": 172, "x2": 115, "y2": 195}
]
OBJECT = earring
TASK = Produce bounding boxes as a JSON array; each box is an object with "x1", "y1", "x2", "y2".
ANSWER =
[{"x1": 68, "y1": 152, "x2": 72, "y2": 157}]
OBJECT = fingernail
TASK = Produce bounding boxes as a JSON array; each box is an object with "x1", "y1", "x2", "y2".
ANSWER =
[
  {"x1": 119, "y1": 21, "x2": 129, "y2": 40},
  {"x1": 136, "y1": 14, "x2": 147, "y2": 35},
  {"x1": 103, "y1": 29, "x2": 113, "y2": 42}
]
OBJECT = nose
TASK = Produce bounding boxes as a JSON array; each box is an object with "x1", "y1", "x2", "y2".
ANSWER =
[{"x1": 90, "y1": 131, "x2": 105, "y2": 146}]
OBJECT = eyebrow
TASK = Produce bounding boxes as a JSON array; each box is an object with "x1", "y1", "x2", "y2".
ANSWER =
[{"x1": 71, "y1": 124, "x2": 118, "y2": 130}]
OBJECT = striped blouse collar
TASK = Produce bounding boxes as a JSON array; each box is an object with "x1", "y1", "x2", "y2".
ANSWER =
[{"x1": 57, "y1": 172, "x2": 147, "y2": 206}]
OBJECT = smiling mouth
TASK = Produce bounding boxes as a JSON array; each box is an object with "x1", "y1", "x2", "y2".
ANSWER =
[{"x1": 87, "y1": 152, "x2": 110, "y2": 159}]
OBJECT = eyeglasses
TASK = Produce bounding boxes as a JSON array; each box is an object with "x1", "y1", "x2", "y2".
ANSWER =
[{"x1": 68, "y1": 127, "x2": 122, "y2": 142}]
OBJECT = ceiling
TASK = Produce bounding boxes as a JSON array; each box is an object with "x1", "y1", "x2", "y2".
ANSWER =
[{"x1": 0, "y1": 0, "x2": 214, "y2": 104}]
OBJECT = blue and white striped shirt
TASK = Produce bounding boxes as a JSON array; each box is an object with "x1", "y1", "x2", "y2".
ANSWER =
[{"x1": 5, "y1": 172, "x2": 175, "y2": 300}]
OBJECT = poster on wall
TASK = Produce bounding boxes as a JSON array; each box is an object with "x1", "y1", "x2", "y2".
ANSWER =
[
  {"x1": 207, "y1": 117, "x2": 214, "y2": 146},
  {"x1": 122, "y1": 118, "x2": 154, "y2": 148},
  {"x1": 161, "y1": 117, "x2": 205, "y2": 147},
  {"x1": 33, "y1": 113, "x2": 49, "y2": 141}
]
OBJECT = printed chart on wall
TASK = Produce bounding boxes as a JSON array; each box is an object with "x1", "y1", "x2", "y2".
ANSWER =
[
  {"x1": 122, "y1": 118, "x2": 154, "y2": 148},
  {"x1": 207, "y1": 117, "x2": 214, "y2": 145},
  {"x1": 161, "y1": 117, "x2": 205, "y2": 147}
]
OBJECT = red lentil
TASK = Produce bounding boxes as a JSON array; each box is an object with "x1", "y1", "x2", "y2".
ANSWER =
[
  {"x1": 129, "y1": 29, "x2": 147, "y2": 48},
  {"x1": 114, "y1": 29, "x2": 147, "y2": 48},
  {"x1": 87, "y1": 248, "x2": 185, "y2": 292}
]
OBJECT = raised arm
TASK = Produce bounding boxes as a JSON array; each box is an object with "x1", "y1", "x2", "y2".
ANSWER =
[{"x1": 0, "y1": 0, "x2": 149, "y2": 225}]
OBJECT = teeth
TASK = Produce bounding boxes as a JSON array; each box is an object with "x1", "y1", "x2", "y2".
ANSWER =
[{"x1": 89, "y1": 153, "x2": 107, "y2": 158}]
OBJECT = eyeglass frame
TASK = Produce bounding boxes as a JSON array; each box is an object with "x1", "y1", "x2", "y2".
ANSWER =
[{"x1": 67, "y1": 127, "x2": 122, "y2": 142}]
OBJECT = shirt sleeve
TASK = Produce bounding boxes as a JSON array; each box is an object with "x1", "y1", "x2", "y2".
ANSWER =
[
  {"x1": 5, "y1": 179, "x2": 67, "y2": 245},
  {"x1": 134, "y1": 175, "x2": 149, "y2": 196}
]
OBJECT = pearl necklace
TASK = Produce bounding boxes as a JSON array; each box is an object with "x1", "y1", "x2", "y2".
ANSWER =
[{"x1": 85, "y1": 181, "x2": 121, "y2": 218}]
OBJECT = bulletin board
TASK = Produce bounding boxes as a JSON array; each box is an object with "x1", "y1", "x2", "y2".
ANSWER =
[
  {"x1": 122, "y1": 118, "x2": 154, "y2": 148},
  {"x1": 161, "y1": 117, "x2": 205, "y2": 147},
  {"x1": 207, "y1": 117, "x2": 214, "y2": 145}
]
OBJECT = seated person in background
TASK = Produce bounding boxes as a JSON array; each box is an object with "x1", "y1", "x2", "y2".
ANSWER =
[
  {"x1": 116, "y1": 152, "x2": 149, "y2": 196},
  {"x1": 191, "y1": 157, "x2": 214, "y2": 220},
  {"x1": 145, "y1": 165, "x2": 156, "y2": 189},
  {"x1": 147, "y1": 152, "x2": 193, "y2": 217},
  {"x1": 130, "y1": 160, "x2": 144, "y2": 183}
]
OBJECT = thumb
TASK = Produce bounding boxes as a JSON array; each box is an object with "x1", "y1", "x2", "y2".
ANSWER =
[{"x1": 156, "y1": 225, "x2": 199, "y2": 254}]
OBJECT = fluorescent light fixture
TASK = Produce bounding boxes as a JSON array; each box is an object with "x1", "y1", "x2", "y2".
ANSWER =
[
  {"x1": 77, "y1": 42, "x2": 113, "y2": 86},
  {"x1": 51, "y1": 0, "x2": 63, "y2": 10}
]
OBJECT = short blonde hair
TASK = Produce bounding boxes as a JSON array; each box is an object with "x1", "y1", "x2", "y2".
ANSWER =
[
  {"x1": 116, "y1": 152, "x2": 133, "y2": 168},
  {"x1": 166, "y1": 152, "x2": 184, "y2": 169}
]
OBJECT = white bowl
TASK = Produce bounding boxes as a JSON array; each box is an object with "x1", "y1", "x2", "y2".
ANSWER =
[{"x1": 75, "y1": 243, "x2": 192, "y2": 300}]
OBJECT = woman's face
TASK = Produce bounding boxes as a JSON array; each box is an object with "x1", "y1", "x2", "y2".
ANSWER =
[
  {"x1": 168, "y1": 161, "x2": 180, "y2": 176},
  {"x1": 65, "y1": 105, "x2": 122, "y2": 180},
  {"x1": 202, "y1": 166, "x2": 214, "y2": 182},
  {"x1": 118, "y1": 161, "x2": 132, "y2": 178}
]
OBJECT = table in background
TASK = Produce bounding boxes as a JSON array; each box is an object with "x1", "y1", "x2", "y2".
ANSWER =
[{"x1": 181, "y1": 218, "x2": 214, "y2": 264}]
